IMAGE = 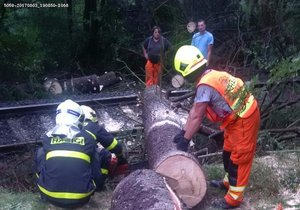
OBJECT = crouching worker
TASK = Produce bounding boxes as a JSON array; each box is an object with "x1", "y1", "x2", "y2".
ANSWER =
[{"x1": 33, "y1": 99, "x2": 128, "y2": 208}]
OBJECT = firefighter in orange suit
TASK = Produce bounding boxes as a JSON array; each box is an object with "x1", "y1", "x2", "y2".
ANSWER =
[{"x1": 173, "y1": 45, "x2": 260, "y2": 209}]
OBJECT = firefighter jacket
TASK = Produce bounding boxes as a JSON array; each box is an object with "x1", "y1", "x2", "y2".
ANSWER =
[
  {"x1": 197, "y1": 70, "x2": 258, "y2": 129},
  {"x1": 36, "y1": 122, "x2": 122, "y2": 207}
]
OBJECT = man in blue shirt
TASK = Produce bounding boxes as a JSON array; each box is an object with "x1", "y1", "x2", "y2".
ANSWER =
[{"x1": 191, "y1": 19, "x2": 214, "y2": 66}]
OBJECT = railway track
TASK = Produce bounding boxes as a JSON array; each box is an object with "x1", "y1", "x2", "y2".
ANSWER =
[
  {"x1": 0, "y1": 89, "x2": 221, "y2": 192},
  {"x1": 0, "y1": 89, "x2": 192, "y2": 150}
]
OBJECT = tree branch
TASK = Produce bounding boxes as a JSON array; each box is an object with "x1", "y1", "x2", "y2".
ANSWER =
[
  {"x1": 116, "y1": 58, "x2": 145, "y2": 85},
  {"x1": 261, "y1": 96, "x2": 300, "y2": 119},
  {"x1": 262, "y1": 127, "x2": 300, "y2": 134}
]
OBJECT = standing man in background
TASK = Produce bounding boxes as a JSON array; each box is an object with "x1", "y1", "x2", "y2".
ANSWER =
[
  {"x1": 191, "y1": 19, "x2": 214, "y2": 66},
  {"x1": 142, "y1": 26, "x2": 171, "y2": 87}
]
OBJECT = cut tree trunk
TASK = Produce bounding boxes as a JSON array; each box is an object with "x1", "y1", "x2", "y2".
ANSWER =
[
  {"x1": 44, "y1": 72, "x2": 121, "y2": 94},
  {"x1": 64, "y1": 72, "x2": 121, "y2": 93},
  {"x1": 111, "y1": 169, "x2": 183, "y2": 210},
  {"x1": 142, "y1": 86, "x2": 207, "y2": 208}
]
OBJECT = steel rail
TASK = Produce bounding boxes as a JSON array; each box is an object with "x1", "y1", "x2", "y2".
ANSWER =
[
  {"x1": 0, "y1": 90, "x2": 191, "y2": 115},
  {"x1": 0, "y1": 94, "x2": 139, "y2": 115}
]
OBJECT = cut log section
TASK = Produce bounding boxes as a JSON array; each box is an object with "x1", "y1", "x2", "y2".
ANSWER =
[
  {"x1": 171, "y1": 74, "x2": 185, "y2": 88},
  {"x1": 142, "y1": 86, "x2": 207, "y2": 208},
  {"x1": 43, "y1": 78, "x2": 63, "y2": 95},
  {"x1": 64, "y1": 72, "x2": 121, "y2": 93},
  {"x1": 110, "y1": 169, "x2": 183, "y2": 210},
  {"x1": 44, "y1": 72, "x2": 121, "y2": 94}
]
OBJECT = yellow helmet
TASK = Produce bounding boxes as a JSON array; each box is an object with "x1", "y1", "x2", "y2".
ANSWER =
[{"x1": 174, "y1": 45, "x2": 207, "y2": 77}]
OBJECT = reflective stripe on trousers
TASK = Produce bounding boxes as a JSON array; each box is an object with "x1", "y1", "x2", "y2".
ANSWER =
[
  {"x1": 37, "y1": 182, "x2": 95, "y2": 200},
  {"x1": 223, "y1": 108, "x2": 260, "y2": 207}
]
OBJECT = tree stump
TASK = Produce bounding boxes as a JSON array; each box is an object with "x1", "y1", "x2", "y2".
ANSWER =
[
  {"x1": 142, "y1": 86, "x2": 207, "y2": 208},
  {"x1": 111, "y1": 169, "x2": 182, "y2": 210}
]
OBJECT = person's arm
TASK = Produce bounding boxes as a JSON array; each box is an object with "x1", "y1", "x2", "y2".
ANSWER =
[
  {"x1": 142, "y1": 46, "x2": 148, "y2": 60},
  {"x1": 173, "y1": 85, "x2": 211, "y2": 151},
  {"x1": 207, "y1": 44, "x2": 212, "y2": 66},
  {"x1": 142, "y1": 38, "x2": 149, "y2": 60},
  {"x1": 184, "y1": 102, "x2": 208, "y2": 140},
  {"x1": 206, "y1": 34, "x2": 214, "y2": 66},
  {"x1": 191, "y1": 34, "x2": 195, "y2": 46},
  {"x1": 81, "y1": 105, "x2": 126, "y2": 160},
  {"x1": 83, "y1": 122, "x2": 122, "y2": 154}
]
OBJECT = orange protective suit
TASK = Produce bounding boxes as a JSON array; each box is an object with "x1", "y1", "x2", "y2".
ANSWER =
[
  {"x1": 145, "y1": 60, "x2": 161, "y2": 87},
  {"x1": 222, "y1": 107, "x2": 260, "y2": 206},
  {"x1": 198, "y1": 70, "x2": 260, "y2": 207}
]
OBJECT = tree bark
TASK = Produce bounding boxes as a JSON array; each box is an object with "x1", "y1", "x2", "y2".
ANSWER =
[
  {"x1": 63, "y1": 72, "x2": 121, "y2": 93},
  {"x1": 142, "y1": 86, "x2": 207, "y2": 208},
  {"x1": 111, "y1": 169, "x2": 183, "y2": 210}
]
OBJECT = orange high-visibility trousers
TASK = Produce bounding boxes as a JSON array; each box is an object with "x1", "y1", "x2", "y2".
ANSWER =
[
  {"x1": 145, "y1": 60, "x2": 161, "y2": 87},
  {"x1": 222, "y1": 107, "x2": 260, "y2": 207}
]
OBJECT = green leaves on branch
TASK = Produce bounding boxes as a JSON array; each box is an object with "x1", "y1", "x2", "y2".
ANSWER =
[{"x1": 268, "y1": 55, "x2": 300, "y2": 83}]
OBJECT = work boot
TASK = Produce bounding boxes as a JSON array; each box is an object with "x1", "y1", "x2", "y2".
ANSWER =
[
  {"x1": 212, "y1": 198, "x2": 237, "y2": 209},
  {"x1": 210, "y1": 180, "x2": 227, "y2": 190}
]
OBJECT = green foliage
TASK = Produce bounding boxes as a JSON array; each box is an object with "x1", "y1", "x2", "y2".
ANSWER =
[
  {"x1": 265, "y1": 105, "x2": 300, "y2": 129},
  {"x1": 0, "y1": 84, "x2": 29, "y2": 101},
  {"x1": 268, "y1": 55, "x2": 300, "y2": 83},
  {"x1": 0, "y1": 188, "x2": 47, "y2": 210},
  {"x1": 0, "y1": 83, "x2": 51, "y2": 101},
  {"x1": 1, "y1": 0, "x2": 300, "y2": 101},
  {"x1": 203, "y1": 164, "x2": 224, "y2": 181},
  {"x1": 230, "y1": 0, "x2": 300, "y2": 74}
]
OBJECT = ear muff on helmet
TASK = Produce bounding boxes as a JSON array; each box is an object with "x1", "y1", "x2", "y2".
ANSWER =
[{"x1": 174, "y1": 45, "x2": 207, "y2": 78}]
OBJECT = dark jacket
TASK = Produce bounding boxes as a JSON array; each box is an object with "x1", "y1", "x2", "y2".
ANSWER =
[{"x1": 37, "y1": 122, "x2": 122, "y2": 208}]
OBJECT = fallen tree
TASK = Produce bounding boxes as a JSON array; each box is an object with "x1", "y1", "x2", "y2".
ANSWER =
[
  {"x1": 142, "y1": 86, "x2": 207, "y2": 208},
  {"x1": 110, "y1": 169, "x2": 183, "y2": 210}
]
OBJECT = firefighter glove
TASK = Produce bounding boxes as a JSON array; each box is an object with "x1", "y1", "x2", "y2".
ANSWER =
[{"x1": 173, "y1": 130, "x2": 190, "y2": 152}]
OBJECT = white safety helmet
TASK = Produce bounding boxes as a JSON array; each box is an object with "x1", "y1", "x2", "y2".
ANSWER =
[{"x1": 55, "y1": 99, "x2": 84, "y2": 126}]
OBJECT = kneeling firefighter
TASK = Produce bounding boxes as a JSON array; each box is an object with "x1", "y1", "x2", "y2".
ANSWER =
[
  {"x1": 34, "y1": 99, "x2": 128, "y2": 208},
  {"x1": 173, "y1": 46, "x2": 260, "y2": 209}
]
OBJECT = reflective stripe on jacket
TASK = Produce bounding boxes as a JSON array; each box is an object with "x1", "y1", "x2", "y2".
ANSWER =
[
  {"x1": 37, "y1": 129, "x2": 98, "y2": 205},
  {"x1": 197, "y1": 70, "x2": 257, "y2": 127}
]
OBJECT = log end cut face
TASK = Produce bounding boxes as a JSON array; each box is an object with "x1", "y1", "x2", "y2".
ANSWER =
[
  {"x1": 111, "y1": 169, "x2": 178, "y2": 210},
  {"x1": 155, "y1": 154, "x2": 207, "y2": 208}
]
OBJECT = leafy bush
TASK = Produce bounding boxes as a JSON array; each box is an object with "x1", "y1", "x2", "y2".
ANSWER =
[{"x1": 269, "y1": 55, "x2": 300, "y2": 83}]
